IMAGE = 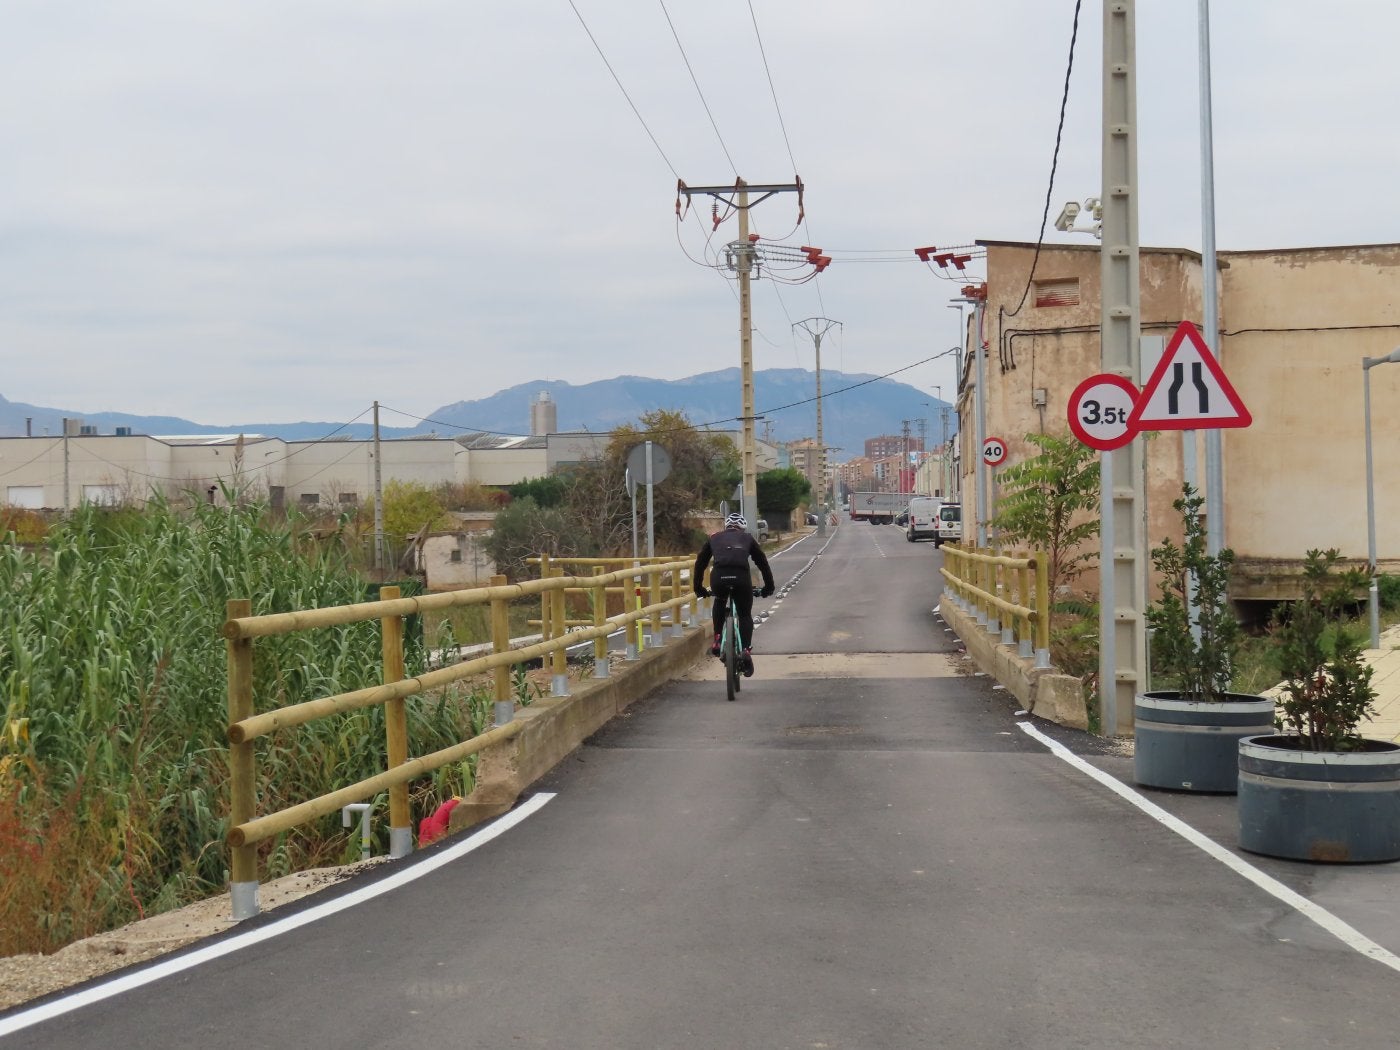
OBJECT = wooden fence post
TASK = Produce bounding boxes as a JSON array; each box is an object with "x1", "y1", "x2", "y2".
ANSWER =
[
  {"x1": 592, "y1": 565, "x2": 610, "y2": 678},
  {"x1": 648, "y1": 565, "x2": 663, "y2": 646},
  {"x1": 379, "y1": 585, "x2": 411, "y2": 858},
  {"x1": 551, "y1": 567, "x2": 569, "y2": 695},
  {"x1": 538, "y1": 553, "x2": 552, "y2": 648},
  {"x1": 1034, "y1": 552, "x2": 1051, "y2": 668},
  {"x1": 490, "y1": 574, "x2": 513, "y2": 724},
  {"x1": 226, "y1": 598, "x2": 259, "y2": 920}
]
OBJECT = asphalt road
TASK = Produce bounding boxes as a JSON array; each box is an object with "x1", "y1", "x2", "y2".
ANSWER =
[{"x1": 7, "y1": 520, "x2": 1400, "y2": 1048}]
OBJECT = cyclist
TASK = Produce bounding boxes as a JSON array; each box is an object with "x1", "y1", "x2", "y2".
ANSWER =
[{"x1": 693, "y1": 512, "x2": 775, "y2": 676}]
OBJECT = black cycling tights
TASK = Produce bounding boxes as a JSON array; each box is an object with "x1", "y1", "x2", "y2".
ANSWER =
[{"x1": 711, "y1": 584, "x2": 755, "y2": 650}]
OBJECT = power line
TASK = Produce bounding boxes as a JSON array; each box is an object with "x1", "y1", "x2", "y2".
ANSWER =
[
  {"x1": 659, "y1": 0, "x2": 738, "y2": 176},
  {"x1": 567, "y1": 0, "x2": 680, "y2": 178},
  {"x1": 1003, "y1": 0, "x2": 1084, "y2": 321},
  {"x1": 747, "y1": 0, "x2": 798, "y2": 175}
]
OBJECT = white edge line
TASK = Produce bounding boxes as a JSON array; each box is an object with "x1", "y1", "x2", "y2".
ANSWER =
[
  {"x1": 0, "y1": 792, "x2": 557, "y2": 1038},
  {"x1": 1016, "y1": 722, "x2": 1400, "y2": 973}
]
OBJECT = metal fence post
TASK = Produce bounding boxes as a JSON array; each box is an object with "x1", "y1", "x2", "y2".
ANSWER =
[
  {"x1": 226, "y1": 598, "x2": 259, "y2": 920},
  {"x1": 379, "y1": 585, "x2": 412, "y2": 859},
  {"x1": 490, "y1": 574, "x2": 514, "y2": 726}
]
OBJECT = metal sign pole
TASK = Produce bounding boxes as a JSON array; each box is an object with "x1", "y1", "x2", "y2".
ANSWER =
[{"x1": 645, "y1": 440, "x2": 655, "y2": 560}]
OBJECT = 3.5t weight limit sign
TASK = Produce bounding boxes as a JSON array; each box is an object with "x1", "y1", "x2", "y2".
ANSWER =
[{"x1": 1068, "y1": 373, "x2": 1138, "y2": 451}]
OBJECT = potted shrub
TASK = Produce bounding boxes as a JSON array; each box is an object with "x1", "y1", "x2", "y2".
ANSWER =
[
  {"x1": 1237, "y1": 549, "x2": 1400, "y2": 862},
  {"x1": 1134, "y1": 486, "x2": 1275, "y2": 792}
]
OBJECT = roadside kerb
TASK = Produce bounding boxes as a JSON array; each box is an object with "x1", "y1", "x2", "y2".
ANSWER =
[
  {"x1": 448, "y1": 619, "x2": 713, "y2": 832},
  {"x1": 939, "y1": 596, "x2": 1088, "y2": 730}
]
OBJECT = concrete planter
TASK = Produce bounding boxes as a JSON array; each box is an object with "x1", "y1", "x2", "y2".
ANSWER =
[
  {"x1": 1237, "y1": 735, "x2": 1400, "y2": 863},
  {"x1": 1133, "y1": 691, "x2": 1277, "y2": 793}
]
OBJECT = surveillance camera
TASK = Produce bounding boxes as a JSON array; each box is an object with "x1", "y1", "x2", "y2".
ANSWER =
[{"x1": 1053, "y1": 201, "x2": 1081, "y2": 232}]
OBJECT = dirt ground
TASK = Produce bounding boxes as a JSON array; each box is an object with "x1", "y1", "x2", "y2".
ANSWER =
[{"x1": 0, "y1": 858, "x2": 388, "y2": 1012}]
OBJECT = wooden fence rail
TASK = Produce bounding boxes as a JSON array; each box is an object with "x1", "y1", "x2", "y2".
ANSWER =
[
  {"x1": 938, "y1": 544, "x2": 1051, "y2": 667},
  {"x1": 223, "y1": 557, "x2": 695, "y2": 920}
]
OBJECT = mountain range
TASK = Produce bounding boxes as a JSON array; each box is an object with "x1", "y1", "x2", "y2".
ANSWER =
[{"x1": 0, "y1": 368, "x2": 957, "y2": 462}]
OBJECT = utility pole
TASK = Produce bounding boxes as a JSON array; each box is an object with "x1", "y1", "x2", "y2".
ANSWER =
[
  {"x1": 1099, "y1": 0, "x2": 1147, "y2": 737},
  {"x1": 901, "y1": 419, "x2": 913, "y2": 493},
  {"x1": 61, "y1": 417, "x2": 70, "y2": 513},
  {"x1": 794, "y1": 317, "x2": 840, "y2": 536},
  {"x1": 373, "y1": 401, "x2": 385, "y2": 575},
  {"x1": 1198, "y1": 0, "x2": 1224, "y2": 557},
  {"x1": 680, "y1": 178, "x2": 805, "y2": 535}
]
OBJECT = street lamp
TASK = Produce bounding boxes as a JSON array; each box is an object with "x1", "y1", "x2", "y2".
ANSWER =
[{"x1": 1364, "y1": 346, "x2": 1400, "y2": 648}]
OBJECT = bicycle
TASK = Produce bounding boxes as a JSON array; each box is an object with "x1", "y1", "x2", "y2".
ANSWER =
[{"x1": 716, "y1": 587, "x2": 763, "y2": 702}]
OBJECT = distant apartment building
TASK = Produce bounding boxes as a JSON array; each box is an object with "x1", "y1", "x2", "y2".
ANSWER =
[
  {"x1": 786, "y1": 437, "x2": 829, "y2": 501},
  {"x1": 864, "y1": 434, "x2": 924, "y2": 460}
]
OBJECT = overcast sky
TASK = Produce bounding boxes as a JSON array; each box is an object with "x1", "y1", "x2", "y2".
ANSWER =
[{"x1": 1, "y1": 1, "x2": 1395, "y2": 432}]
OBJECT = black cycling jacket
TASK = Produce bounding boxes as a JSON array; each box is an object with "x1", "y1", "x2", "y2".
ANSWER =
[{"x1": 693, "y1": 527, "x2": 775, "y2": 593}]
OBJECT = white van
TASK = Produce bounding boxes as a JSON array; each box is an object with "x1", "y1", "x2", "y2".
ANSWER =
[
  {"x1": 905, "y1": 496, "x2": 942, "y2": 542},
  {"x1": 934, "y1": 503, "x2": 962, "y2": 548}
]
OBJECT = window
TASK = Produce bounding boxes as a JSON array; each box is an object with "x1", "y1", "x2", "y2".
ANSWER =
[
  {"x1": 300, "y1": 493, "x2": 321, "y2": 506},
  {"x1": 449, "y1": 548, "x2": 462, "y2": 563},
  {"x1": 338, "y1": 492, "x2": 358, "y2": 505},
  {"x1": 6, "y1": 486, "x2": 43, "y2": 509},
  {"x1": 1034, "y1": 277, "x2": 1080, "y2": 308}
]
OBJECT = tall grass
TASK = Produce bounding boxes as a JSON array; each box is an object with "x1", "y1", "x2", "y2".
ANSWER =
[{"x1": 1, "y1": 498, "x2": 482, "y2": 955}]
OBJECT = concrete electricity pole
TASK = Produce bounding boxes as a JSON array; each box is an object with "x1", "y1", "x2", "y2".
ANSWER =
[
  {"x1": 1098, "y1": 0, "x2": 1147, "y2": 737},
  {"x1": 794, "y1": 316, "x2": 840, "y2": 536},
  {"x1": 373, "y1": 401, "x2": 385, "y2": 575},
  {"x1": 680, "y1": 178, "x2": 805, "y2": 534}
]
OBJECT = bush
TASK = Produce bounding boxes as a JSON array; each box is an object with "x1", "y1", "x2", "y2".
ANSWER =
[{"x1": 1379, "y1": 573, "x2": 1400, "y2": 612}]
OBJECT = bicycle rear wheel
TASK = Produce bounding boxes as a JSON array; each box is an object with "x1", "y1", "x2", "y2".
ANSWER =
[{"x1": 723, "y1": 619, "x2": 739, "y2": 701}]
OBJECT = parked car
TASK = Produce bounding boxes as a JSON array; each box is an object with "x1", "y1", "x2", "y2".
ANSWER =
[
  {"x1": 893, "y1": 509, "x2": 909, "y2": 527},
  {"x1": 933, "y1": 503, "x2": 962, "y2": 548},
  {"x1": 905, "y1": 496, "x2": 942, "y2": 542},
  {"x1": 755, "y1": 519, "x2": 770, "y2": 541},
  {"x1": 805, "y1": 512, "x2": 819, "y2": 526}
]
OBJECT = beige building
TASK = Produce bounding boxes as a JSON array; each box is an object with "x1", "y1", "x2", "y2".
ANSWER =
[
  {"x1": 958, "y1": 240, "x2": 1400, "y2": 599},
  {"x1": 0, "y1": 431, "x2": 551, "y2": 510}
]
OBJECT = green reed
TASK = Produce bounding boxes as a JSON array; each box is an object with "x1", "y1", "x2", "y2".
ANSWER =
[{"x1": 0, "y1": 497, "x2": 480, "y2": 955}]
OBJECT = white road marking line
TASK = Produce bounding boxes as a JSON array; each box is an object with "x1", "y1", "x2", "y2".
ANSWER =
[
  {"x1": 0, "y1": 793, "x2": 557, "y2": 1037},
  {"x1": 1016, "y1": 722, "x2": 1400, "y2": 973}
]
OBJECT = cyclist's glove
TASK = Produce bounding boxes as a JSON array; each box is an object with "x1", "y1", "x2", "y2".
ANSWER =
[
  {"x1": 694, "y1": 586, "x2": 710, "y2": 599},
  {"x1": 760, "y1": 585, "x2": 775, "y2": 598}
]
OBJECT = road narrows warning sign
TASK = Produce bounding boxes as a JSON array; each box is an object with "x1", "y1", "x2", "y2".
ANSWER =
[{"x1": 1127, "y1": 321, "x2": 1251, "y2": 430}]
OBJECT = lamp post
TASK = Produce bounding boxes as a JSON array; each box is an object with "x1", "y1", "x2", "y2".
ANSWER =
[{"x1": 1364, "y1": 347, "x2": 1400, "y2": 649}]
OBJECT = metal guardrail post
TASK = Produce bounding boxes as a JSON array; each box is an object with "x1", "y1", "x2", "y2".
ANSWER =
[
  {"x1": 380, "y1": 585, "x2": 412, "y2": 859},
  {"x1": 226, "y1": 598, "x2": 259, "y2": 920},
  {"x1": 490, "y1": 574, "x2": 514, "y2": 726},
  {"x1": 1034, "y1": 553, "x2": 1051, "y2": 669},
  {"x1": 591, "y1": 565, "x2": 610, "y2": 679}
]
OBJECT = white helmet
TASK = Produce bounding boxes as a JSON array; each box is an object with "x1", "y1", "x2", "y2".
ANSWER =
[{"x1": 724, "y1": 512, "x2": 747, "y2": 530}]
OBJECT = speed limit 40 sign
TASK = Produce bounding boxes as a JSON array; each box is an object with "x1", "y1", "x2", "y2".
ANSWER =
[
  {"x1": 981, "y1": 436, "x2": 1008, "y2": 467},
  {"x1": 1068, "y1": 373, "x2": 1139, "y2": 451}
]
